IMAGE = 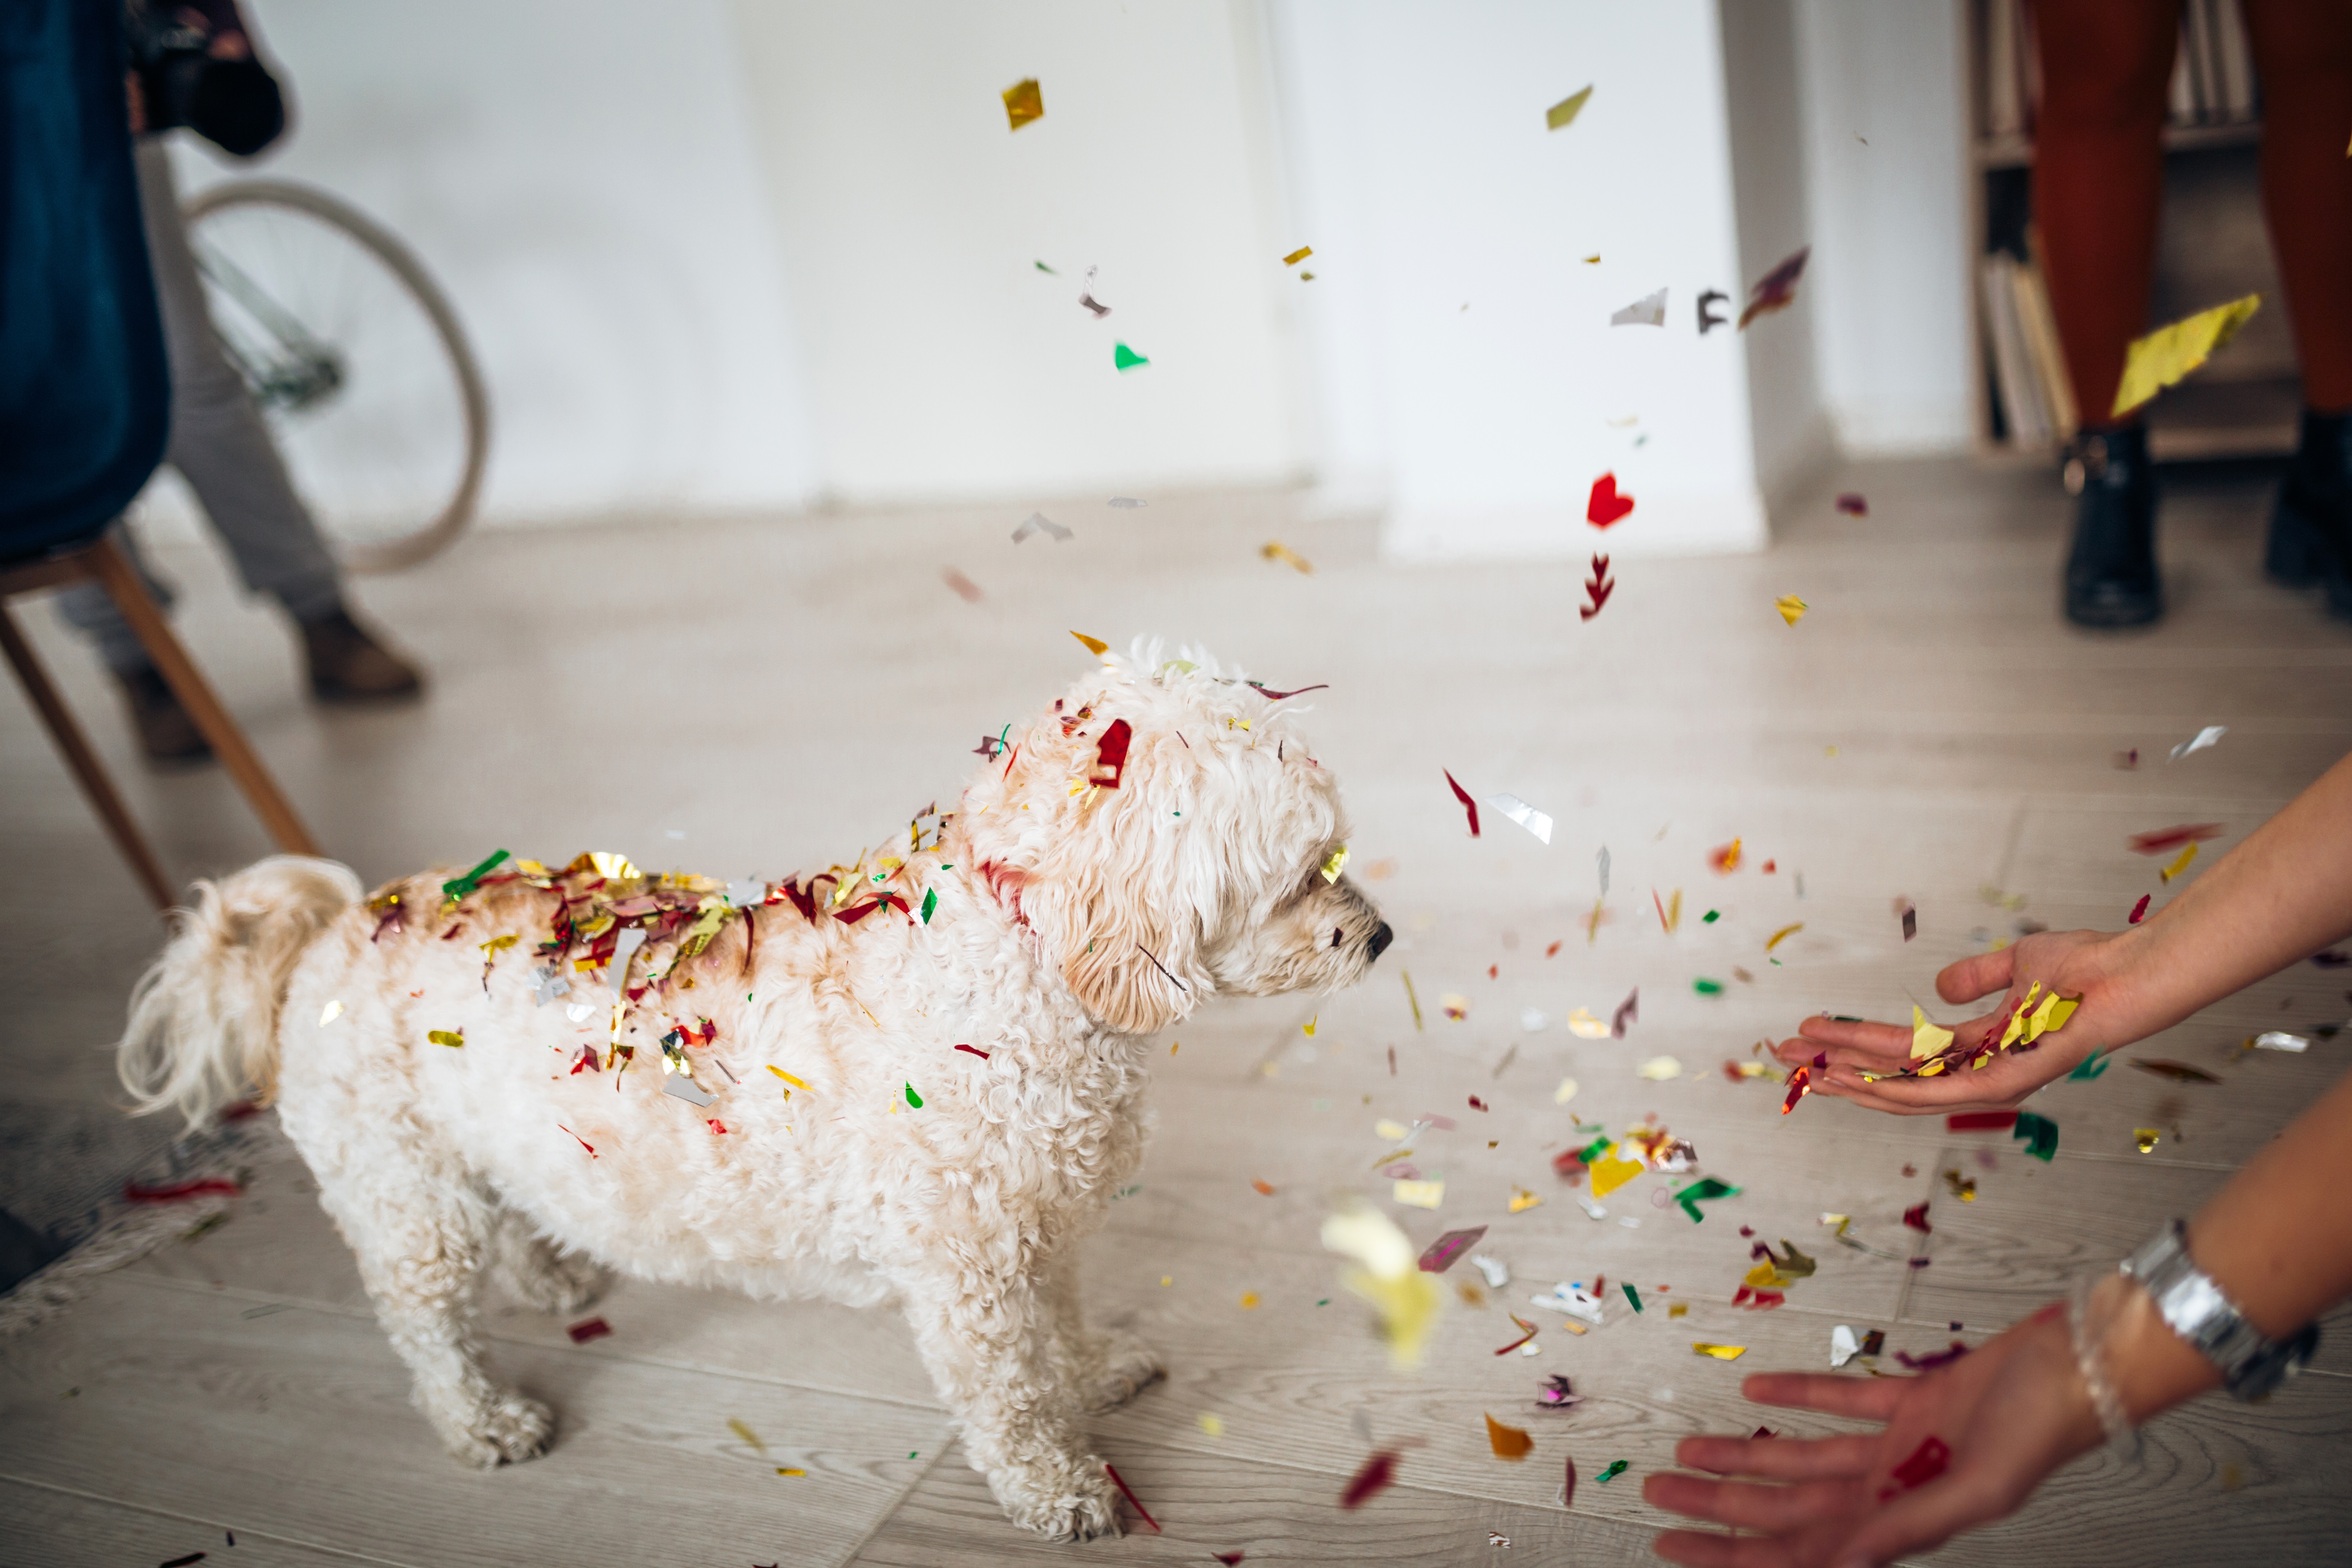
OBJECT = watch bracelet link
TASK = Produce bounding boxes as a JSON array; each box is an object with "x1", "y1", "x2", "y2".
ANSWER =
[{"x1": 2120, "y1": 1218, "x2": 2319, "y2": 1400}]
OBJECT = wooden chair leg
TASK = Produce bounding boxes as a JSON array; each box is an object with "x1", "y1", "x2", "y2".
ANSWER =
[
  {"x1": 0, "y1": 599, "x2": 176, "y2": 913},
  {"x1": 84, "y1": 535, "x2": 322, "y2": 858}
]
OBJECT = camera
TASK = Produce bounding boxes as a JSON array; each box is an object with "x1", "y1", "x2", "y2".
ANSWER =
[{"x1": 124, "y1": 1, "x2": 285, "y2": 157}]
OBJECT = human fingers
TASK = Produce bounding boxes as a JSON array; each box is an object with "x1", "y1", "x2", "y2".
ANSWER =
[
  {"x1": 1740, "y1": 1372, "x2": 1909, "y2": 1420},
  {"x1": 1791, "y1": 1018, "x2": 1913, "y2": 1060},
  {"x1": 1935, "y1": 949, "x2": 2015, "y2": 1005},
  {"x1": 1800, "y1": 1068, "x2": 2009, "y2": 1116},
  {"x1": 1644, "y1": 1472, "x2": 1864, "y2": 1532},
  {"x1": 1673, "y1": 1431, "x2": 1880, "y2": 1481},
  {"x1": 1826, "y1": 1465, "x2": 2018, "y2": 1568}
]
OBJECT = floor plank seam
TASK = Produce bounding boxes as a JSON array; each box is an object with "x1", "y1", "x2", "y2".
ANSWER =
[
  {"x1": 0, "y1": 1470, "x2": 419, "y2": 1567},
  {"x1": 833, "y1": 1437, "x2": 955, "y2": 1567}
]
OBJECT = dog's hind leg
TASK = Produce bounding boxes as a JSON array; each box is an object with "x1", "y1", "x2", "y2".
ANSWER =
[
  {"x1": 488, "y1": 1208, "x2": 610, "y2": 1316},
  {"x1": 900, "y1": 1261, "x2": 1122, "y2": 1540},
  {"x1": 300, "y1": 1119, "x2": 554, "y2": 1468}
]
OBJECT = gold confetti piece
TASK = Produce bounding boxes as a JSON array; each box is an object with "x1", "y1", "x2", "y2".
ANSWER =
[
  {"x1": 319, "y1": 1000, "x2": 344, "y2": 1026},
  {"x1": 1375, "y1": 1118, "x2": 1410, "y2": 1140},
  {"x1": 1554, "y1": 1077, "x2": 1580, "y2": 1106},
  {"x1": 586, "y1": 851, "x2": 638, "y2": 880},
  {"x1": 1765, "y1": 922, "x2": 1804, "y2": 953},
  {"x1": 1566, "y1": 1008, "x2": 1610, "y2": 1039},
  {"x1": 2160, "y1": 842, "x2": 2198, "y2": 882},
  {"x1": 1911, "y1": 1005, "x2": 1955, "y2": 1060},
  {"x1": 1002, "y1": 77, "x2": 1043, "y2": 131},
  {"x1": 1261, "y1": 540, "x2": 1314, "y2": 574},
  {"x1": 2112, "y1": 294, "x2": 2261, "y2": 416},
  {"x1": 1509, "y1": 1187, "x2": 1543, "y2": 1213},
  {"x1": 1161, "y1": 1275, "x2": 1173, "y2": 1286},
  {"x1": 1486, "y1": 1412, "x2": 1534, "y2": 1459},
  {"x1": 776, "y1": 1467, "x2": 806, "y2": 1477},
  {"x1": 1775, "y1": 595, "x2": 1809, "y2": 626},
  {"x1": 1669, "y1": 1302, "x2": 1689, "y2": 1318},
  {"x1": 730, "y1": 1419, "x2": 766, "y2": 1454},
  {"x1": 1319, "y1": 844, "x2": 1350, "y2": 883},
  {"x1": 1546, "y1": 85, "x2": 1594, "y2": 131},
  {"x1": 1071, "y1": 630, "x2": 1109, "y2": 656},
  {"x1": 428, "y1": 1029, "x2": 464, "y2": 1049},
  {"x1": 1283, "y1": 245, "x2": 1314, "y2": 265},
  {"x1": 1744, "y1": 1261, "x2": 1782, "y2": 1289},
  {"x1": 1587, "y1": 1152, "x2": 1644, "y2": 1199},
  {"x1": 2134, "y1": 1127, "x2": 2160, "y2": 1154},
  {"x1": 767, "y1": 1065, "x2": 811, "y2": 1091},
  {"x1": 1693, "y1": 1342, "x2": 1748, "y2": 1361},
  {"x1": 1303, "y1": 1015, "x2": 1319, "y2": 1037},
  {"x1": 1637, "y1": 1056, "x2": 1683, "y2": 1081},
  {"x1": 1199, "y1": 1413, "x2": 1225, "y2": 1436},
  {"x1": 1240, "y1": 1292, "x2": 1261, "y2": 1309},
  {"x1": 480, "y1": 933, "x2": 518, "y2": 954},
  {"x1": 1393, "y1": 1179, "x2": 1445, "y2": 1209}
]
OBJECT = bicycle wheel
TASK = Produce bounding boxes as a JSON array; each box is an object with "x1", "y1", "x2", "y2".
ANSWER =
[{"x1": 183, "y1": 179, "x2": 490, "y2": 573}]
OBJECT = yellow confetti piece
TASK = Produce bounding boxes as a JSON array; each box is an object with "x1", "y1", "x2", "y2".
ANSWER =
[
  {"x1": 1509, "y1": 1187, "x2": 1543, "y2": 1214},
  {"x1": 2134, "y1": 1127, "x2": 2160, "y2": 1154},
  {"x1": 1546, "y1": 85, "x2": 1594, "y2": 131},
  {"x1": 1261, "y1": 540, "x2": 1314, "y2": 574},
  {"x1": 1693, "y1": 1342, "x2": 1748, "y2": 1361},
  {"x1": 776, "y1": 1467, "x2": 806, "y2": 1477},
  {"x1": 1319, "y1": 844, "x2": 1350, "y2": 883},
  {"x1": 1775, "y1": 595, "x2": 1809, "y2": 626},
  {"x1": 1240, "y1": 1292, "x2": 1260, "y2": 1309},
  {"x1": 479, "y1": 933, "x2": 518, "y2": 955},
  {"x1": 1765, "y1": 922, "x2": 1804, "y2": 953},
  {"x1": 1566, "y1": 1008, "x2": 1610, "y2": 1039},
  {"x1": 428, "y1": 1029, "x2": 464, "y2": 1048},
  {"x1": 319, "y1": 1000, "x2": 344, "y2": 1026},
  {"x1": 2000, "y1": 982, "x2": 2044, "y2": 1049},
  {"x1": 2112, "y1": 294, "x2": 2261, "y2": 416},
  {"x1": 1588, "y1": 1152, "x2": 1645, "y2": 1199},
  {"x1": 1283, "y1": 245, "x2": 1313, "y2": 265},
  {"x1": 1323, "y1": 1200, "x2": 1445, "y2": 1366},
  {"x1": 1911, "y1": 1005, "x2": 1955, "y2": 1060},
  {"x1": 1637, "y1": 1056, "x2": 1683, "y2": 1081},
  {"x1": 1001, "y1": 77, "x2": 1043, "y2": 131},
  {"x1": 1070, "y1": 630, "x2": 1109, "y2": 656},
  {"x1": 1303, "y1": 1015, "x2": 1318, "y2": 1037},
  {"x1": 1553, "y1": 1077, "x2": 1580, "y2": 1106},
  {"x1": 2160, "y1": 842, "x2": 2198, "y2": 883},
  {"x1": 1161, "y1": 1275, "x2": 1173, "y2": 1286},
  {"x1": 1198, "y1": 1413, "x2": 1225, "y2": 1436},
  {"x1": 586, "y1": 851, "x2": 638, "y2": 880},
  {"x1": 1669, "y1": 1302, "x2": 1689, "y2": 1319},
  {"x1": 1374, "y1": 1118, "x2": 1410, "y2": 1141},
  {"x1": 767, "y1": 1065, "x2": 811, "y2": 1091},
  {"x1": 1393, "y1": 1179, "x2": 1445, "y2": 1209},
  {"x1": 1486, "y1": 1412, "x2": 1534, "y2": 1459},
  {"x1": 730, "y1": 1419, "x2": 766, "y2": 1453}
]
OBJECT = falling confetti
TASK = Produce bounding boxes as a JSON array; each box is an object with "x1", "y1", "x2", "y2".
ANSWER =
[
  {"x1": 1002, "y1": 78, "x2": 1044, "y2": 130},
  {"x1": 2134, "y1": 1127, "x2": 2161, "y2": 1154},
  {"x1": 2113, "y1": 294, "x2": 2261, "y2": 416},
  {"x1": 1261, "y1": 540, "x2": 1314, "y2": 574},
  {"x1": 1546, "y1": 85, "x2": 1594, "y2": 130},
  {"x1": 1835, "y1": 493, "x2": 1868, "y2": 516},
  {"x1": 1738, "y1": 246, "x2": 1809, "y2": 328},
  {"x1": 2169, "y1": 725, "x2": 2226, "y2": 762},
  {"x1": 1071, "y1": 630, "x2": 1109, "y2": 656},
  {"x1": 1114, "y1": 342, "x2": 1150, "y2": 372},
  {"x1": 1323, "y1": 1200, "x2": 1445, "y2": 1365},
  {"x1": 1611, "y1": 288, "x2": 1667, "y2": 327},
  {"x1": 1775, "y1": 595, "x2": 1809, "y2": 626},
  {"x1": 2160, "y1": 842, "x2": 2200, "y2": 883},
  {"x1": 1586, "y1": 472, "x2": 1635, "y2": 528},
  {"x1": 318, "y1": 1000, "x2": 343, "y2": 1026},
  {"x1": 1488, "y1": 793, "x2": 1554, "y2": 844}
]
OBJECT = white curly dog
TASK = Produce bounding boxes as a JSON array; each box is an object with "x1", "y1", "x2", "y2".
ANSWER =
[{"x1": 116, "y1": 646, "x2": 1391, "y2": 1540}]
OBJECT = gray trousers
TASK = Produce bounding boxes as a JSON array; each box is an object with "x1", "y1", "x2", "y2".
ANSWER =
[{"x1": 59, "y1": 139, "x2": 343, "y2": 674}]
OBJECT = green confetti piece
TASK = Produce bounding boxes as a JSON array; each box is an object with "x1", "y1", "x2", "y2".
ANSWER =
[
  {"x1": 440, "y1": 848, "x2": 511, "y2": 906},
  {"x1": 1578, "y1": 1135, "x2": 1614, "y2": 1165},
  {"x1": 1693, "y1": 978, "x2": 1724, "y2": 996},
  {"x1": 2067, "y1": 1051, "x2": 2111, "y2": 1081},
  {"x1": 920, "y1": 888, "x2": 938, "y2": 924},
  {"x1": 1597, "y1": 1459, "x2": 1629, "y2": 1484},
  {"x1": 1035, "y1": 261, "x2": 1058, "y2": 274},
  {"x1": 1622, "y1": 1283, "x2": 1643, "y2": 1313},
  {"x1": 905, "y1": 1082, "x2": 923, "y2": 1109},
  {"x1": 1702, "y1": 910, "x2": 1721, "y2": 923},
  {"x1": 2013, "y1": 1111, "x2": 2059, "y2": 1161},
  {"x1": 1114, "y1": 342, "x2": 1149, "y2": 372},
  {"x1": 1675, "y1": 1177, "x2": 1742, "y2": 1223}
]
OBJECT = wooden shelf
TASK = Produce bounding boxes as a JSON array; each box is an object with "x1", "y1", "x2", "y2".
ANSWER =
[{"x1": 1973, "y1": 118, "x2": 2263, "y2": 170}]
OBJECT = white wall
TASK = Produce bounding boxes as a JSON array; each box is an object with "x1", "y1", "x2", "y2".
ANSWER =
[
  {"x1": 167, "y1": 0, "x2": 819, "y2": 525},
  {"x1": 1790, "y1": 0, "x2": 1975, "y2": 456},
  {"x1": 724, "y1": 0, "x2": 1306, "y2": 505},
  {"x1": 1270, "y1": 0, "x2": 1771, "y2": 561}
]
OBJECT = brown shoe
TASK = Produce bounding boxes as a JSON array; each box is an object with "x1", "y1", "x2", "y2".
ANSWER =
[
  {"x1": 300, "y1": 608, "x2": 425, "y2": 702},
  {"x1": 116, "y1": 664, "x2": 212, "y2": 765}
]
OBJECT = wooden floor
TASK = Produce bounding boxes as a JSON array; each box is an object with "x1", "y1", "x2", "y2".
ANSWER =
[{"x1": 4, "y1": 457, "x2": 2351, "y2": 1566}]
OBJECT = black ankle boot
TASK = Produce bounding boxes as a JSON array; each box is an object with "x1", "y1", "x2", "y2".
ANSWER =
[
  {"x1": 2064, "y1": 425, "x2": 2162, "y2": 628},
  {"x1": 2269, "y1": 408, "x2": 2352, "y2": 614}
]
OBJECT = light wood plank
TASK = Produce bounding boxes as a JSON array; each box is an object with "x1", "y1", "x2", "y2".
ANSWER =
[{"x1": 0, "y1": 1476, "x2": 388, "y2": 1568}]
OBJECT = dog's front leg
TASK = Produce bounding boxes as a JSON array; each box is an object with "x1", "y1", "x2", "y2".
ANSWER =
[
  {"x1": 1041, "y1": 1250, "x2": 1165, "y2": 1414},
  {"x1": 900, "y1": 1263, "x2": 1120, "y2": 1540}
]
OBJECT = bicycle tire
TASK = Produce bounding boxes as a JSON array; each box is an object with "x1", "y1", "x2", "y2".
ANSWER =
[{"x1": 183, "y1": 178, "x2": 491, "y2": 574}]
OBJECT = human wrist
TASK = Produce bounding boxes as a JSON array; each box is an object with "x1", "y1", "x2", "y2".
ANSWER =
[{"x1": 2089, "y1": 1267, "x2": 2226, "y2": 1422}]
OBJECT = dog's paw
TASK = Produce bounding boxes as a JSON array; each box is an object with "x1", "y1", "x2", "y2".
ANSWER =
[
  {"x1": 1079, "y1": 1333, "x2": 1165, "y2": 1414},
  {"x1": 998, "y1": 1459, "x2": 1123, "y2": 1541},
  {"x1": 432, "y1": 1390, "x2": 556, "y2": 1469},
  {"x1": 497, "y1": 1236, "x2": 611, "y2": 1316}
]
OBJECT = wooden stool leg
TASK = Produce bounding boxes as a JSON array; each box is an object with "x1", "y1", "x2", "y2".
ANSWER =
[
  {"x1": 84, "y1": 535, "x2": 322, "y2": 858},
  {"x1": 0, "y1": 600, "x2": 176, "y2": 913}
]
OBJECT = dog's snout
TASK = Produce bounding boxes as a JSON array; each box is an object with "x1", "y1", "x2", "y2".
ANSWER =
[{"x1": 1366, "y1": 921, "x2": 1394, "y2": 963}]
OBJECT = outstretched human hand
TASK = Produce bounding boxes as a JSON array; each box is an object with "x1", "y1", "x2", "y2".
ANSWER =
[
  {"x1": 1771, "y1": 927, "x2": 2150, "y2": 1115},
  {"x1": 1646, "y1": 1304, "x2": 2104, "y2": 1568}
]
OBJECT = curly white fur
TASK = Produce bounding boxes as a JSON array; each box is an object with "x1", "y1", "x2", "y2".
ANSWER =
[{"x1": 114, "y1": 644, "x2": 1390, "y2": 1540}]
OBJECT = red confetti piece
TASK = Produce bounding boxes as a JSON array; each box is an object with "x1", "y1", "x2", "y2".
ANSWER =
[
  {"x1": 1247, "y1": 681, "x2": 1330, "y2": 701},
  {"x1": 941, "y1": 567, "x2": 983, "y2": 603},
  {"x1": 1580, "y1": 552, "x2": 1615, "y2": 620},
  {"x1": 1891, "y1": 1434, "x2": 1951, "y2": 1489},
  {"x1": 1780, "y1": 1063, "x2": 1811, "y2": 1114},
  {"x1": 953, "y1": 1043, "x2": 990, "y2": 1060},
  {"x1": 834, "y1": 901, "x2": 882, "y2": 925},
  {"x1": 1215, "y1": 1555, "x2": 1246, "y2": 1566},
  {"x1": 1091, "y1": 719, "x2": 1133, "y2": 789},
  {"x1": 1586, "y1": 472, "x2": 1635, "y2": 528},
  {"x1": 1902, "y1": 1203, "x2": 1932, "y2": 1234},
  {"x1": 123, "y1": 1178, "x2": 241, "y2": 1203},
  {"x1": 1897, "y1": 1341, "x2": 1971, "y2": 1372},
  {"x1": 2129, "y1": 894, "x2": 2151, "y2": 924},
  {"x1": 707, "y1": 1120, "x2": 729, "y2": 1135},
  {"x1": 1468, "y1": 1095, "x2": 1489, "y2": 1111},
  {"x1": 1947, "y1": 1111, "x2": 2018, "y2": 1131},
  {"x1": 567, "y1": 1316, "x2": 613, "y2": 1344},
  {"x1": 1835, "y1": 492, "x2": 1868, "y2": 516},
  {"x1": 1341, "y1": 1449, "x2": 1400, "y2": 1508},
  {"x1": 1545, "y1": 939, "x2": 1562, "y2": 957},
  {"x1": 1494, "y1": 1314, "x2": 1542, "y2": 1355},
  {"x1": 1444, "y1": 770, "x2": 1481, "y2": 836},
  {"x1": 1252, "y1": 1179, "x2": 1276, "y2": 1196},
  {"x1": 1102, "y1": 1461, "x2": 1160, "y2": 1532},
  {"x1": 1753, "y1": 1425, "x2": 1780, "y2": 1438},
  {"x1": 1561, "y1": 1455, "x2": 1577, "y2": 1508},
  {"x1": 2129, "y1": 823, "x2": 2223, "y2": 855},
  {"x1": 558, "y1": 1124, "x2": 597, "y2": 1158}
]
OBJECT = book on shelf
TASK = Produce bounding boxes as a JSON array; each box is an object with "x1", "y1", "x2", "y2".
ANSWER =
[
  {"x1": 1979, "y1": 252, "x2": 2051, "y2": 451},
  {"x1": 2009, "y1": 253, "x2": 2078, "y2": 444}
]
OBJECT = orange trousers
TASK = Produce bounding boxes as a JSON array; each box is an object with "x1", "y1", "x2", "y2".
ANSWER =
[{"x1": 2032, "y1": 0, "x2": 2352, "y2": 425}]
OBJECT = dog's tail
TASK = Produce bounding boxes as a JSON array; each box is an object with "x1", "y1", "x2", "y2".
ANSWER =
[{"x1": 118, "y1": 855, "x2": 363, "y2": 1129}]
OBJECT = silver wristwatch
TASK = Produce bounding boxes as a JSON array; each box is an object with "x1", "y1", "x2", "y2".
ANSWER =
[{"x1": 2120, "y1": 1219, "x2": 2319, "y2": 1401}]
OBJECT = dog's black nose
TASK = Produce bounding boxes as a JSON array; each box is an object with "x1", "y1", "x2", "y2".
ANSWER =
[{"x1": 1367, "y1": 921, "x2": 1394, "y2": 962}]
